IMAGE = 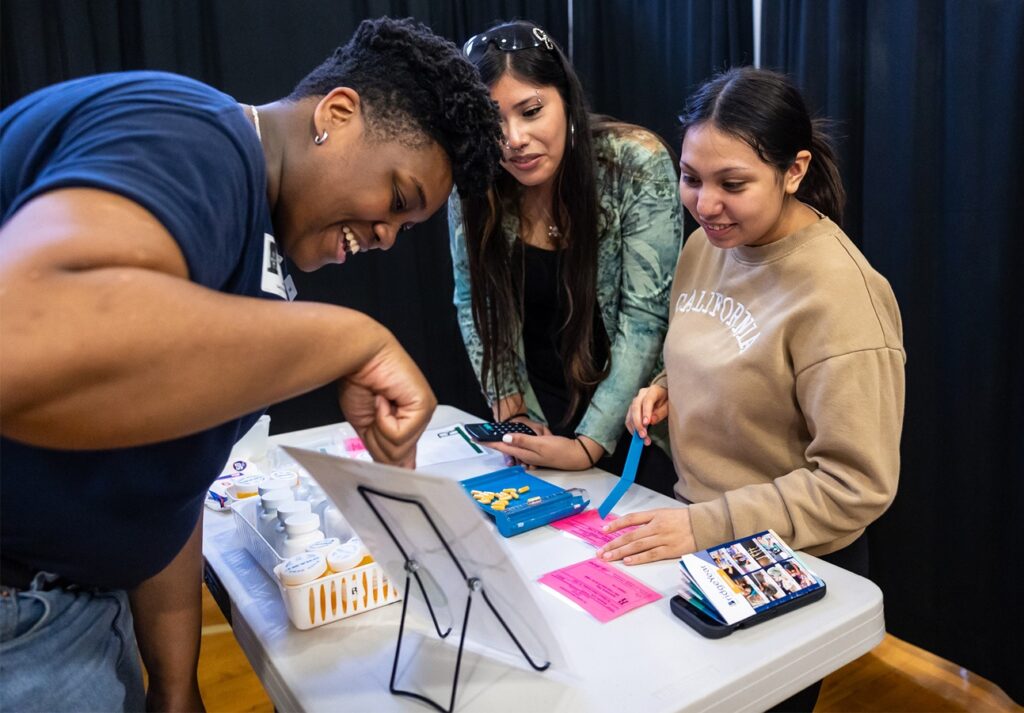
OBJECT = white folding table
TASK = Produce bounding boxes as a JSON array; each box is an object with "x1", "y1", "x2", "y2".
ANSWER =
[{"x1": 202, "y1": 405, "x2": 884, "y2": 712}]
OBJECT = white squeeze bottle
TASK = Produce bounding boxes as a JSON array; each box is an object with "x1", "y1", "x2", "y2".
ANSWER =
[
  {"x1": 233, "y1": 414, "x2": 271, "y2": 462},
  {"x1": 282, "y1": 512, "x2": 325, "y2": 559},
  {"x1": 257, "y1": 489, "x2": 294, "y2": 543},
  {"x1": 272, "y1": 500, "x2": 312, "y2": 554}
]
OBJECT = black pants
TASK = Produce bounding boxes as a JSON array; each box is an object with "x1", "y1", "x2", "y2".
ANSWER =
[{"x1": 764, "y1": 534, "x2": 871, "y2": 712}]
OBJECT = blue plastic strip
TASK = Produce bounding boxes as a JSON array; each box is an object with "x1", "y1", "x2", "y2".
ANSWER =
[{"x1": 598, "y1": 430, "x2": 644, "y2": 518}]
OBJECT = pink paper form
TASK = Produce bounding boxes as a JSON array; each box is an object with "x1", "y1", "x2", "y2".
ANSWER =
[
  {"x1": 550, "y1": 509, "x2": 637, "y2": 548},
  {"x1": 539, "y1": 558, "x2": 662, "y2": 623}
]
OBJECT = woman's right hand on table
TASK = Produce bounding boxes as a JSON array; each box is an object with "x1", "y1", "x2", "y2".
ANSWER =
[{"x1": 625, "y1": 385, "x2": 669, "y2": 445}]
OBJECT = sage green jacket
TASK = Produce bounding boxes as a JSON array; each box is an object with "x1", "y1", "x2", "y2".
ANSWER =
[{"x1": 448, "y1": 129, "x2": 682, "y2": 454}]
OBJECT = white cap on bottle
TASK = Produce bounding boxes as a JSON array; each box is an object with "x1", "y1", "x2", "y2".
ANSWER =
[
  {"x1": 275, "y1": 500, "x2": 311, "y2": 525},
  {"x1": 327, "y1": 538, "x2": 368, "y2": 573},
  {"x1": 305, "y1": 537, "x2": 341, "y2": 555},
  {"x1": 232, "y1": 473, "x2": 266, "y2": 497},
  {"x1": 259, "y1": 488, "x2": 294, "y2": 511},
  {"x1": 276, "y1": 552, "x2": 327, "y2": 587},
  {"x1": 268, "y1": 470, "x2": 300, "y2": 489},
  {"x1": 258, "y1": 479, "x2": 293, "y2": 497},
  {"x1": 284, "y1": 512, "x2": 321, "y2": 536}
]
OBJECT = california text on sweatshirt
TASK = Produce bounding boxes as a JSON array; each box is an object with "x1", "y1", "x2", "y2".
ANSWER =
[{"x1": 653, "y1": 216, "x2": 906, "y2": 556}]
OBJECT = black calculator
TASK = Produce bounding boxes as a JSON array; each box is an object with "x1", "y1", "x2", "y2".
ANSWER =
[{"x1": 464, "y1": 421, "x2": 537, "y2": 442}]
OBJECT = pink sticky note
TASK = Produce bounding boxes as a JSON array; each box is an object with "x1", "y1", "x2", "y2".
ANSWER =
[
  {"x1": 343, "y1": 437, "x2": 367, "y2": 454},
  {"x1": 538, "y1": 558, "x2": 662, "y2": 623},
  {"x1": 550, "y1": 509, "x2": 638, "y2": 548}
]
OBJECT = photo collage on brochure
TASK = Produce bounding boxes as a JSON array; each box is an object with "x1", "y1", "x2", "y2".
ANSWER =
[{"x1": 680, "y1": 530, "x2": 823, "y2": 623}]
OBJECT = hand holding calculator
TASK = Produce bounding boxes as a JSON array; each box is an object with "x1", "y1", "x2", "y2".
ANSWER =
[{"x1": 464, "y1": 421, "x2": 537, "y2": 442}]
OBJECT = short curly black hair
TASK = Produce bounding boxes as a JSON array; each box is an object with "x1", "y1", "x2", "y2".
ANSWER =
[{"x1": 290, "y1": 17, "x2": 502, "y2": 198}]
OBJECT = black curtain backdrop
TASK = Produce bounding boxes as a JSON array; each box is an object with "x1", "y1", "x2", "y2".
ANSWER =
[
  {"x1": 3, "y1": 0, "x2": 1022, "y2": 700},
  {"x1": 573, "y1": 0, "x2": 753, "y2": 148},
  {"x1": 763, "y1": 0, "x2": 1024, "y2": 701},
  {"x1": 573, "y1": 0, "x2": 752, "y2": 237}
]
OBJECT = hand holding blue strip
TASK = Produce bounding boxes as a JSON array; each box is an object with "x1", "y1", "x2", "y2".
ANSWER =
[{"x1": 598, "y1": 430, "x2": 644, "y2": 518}]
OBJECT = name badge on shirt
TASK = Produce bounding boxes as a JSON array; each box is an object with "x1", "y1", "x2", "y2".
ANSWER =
[{"x1": 261, "y1": 233, "x2": 294, "y2": 301}]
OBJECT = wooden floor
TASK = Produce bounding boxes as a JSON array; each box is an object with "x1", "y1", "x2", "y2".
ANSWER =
[{"x1": 197, "y1": 587, "x2": 1019, "y2": 712}]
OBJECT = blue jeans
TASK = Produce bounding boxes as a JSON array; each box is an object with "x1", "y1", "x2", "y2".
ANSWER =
[{"x1": 0, "y1": 572, "x2": 145, "y2": 712}]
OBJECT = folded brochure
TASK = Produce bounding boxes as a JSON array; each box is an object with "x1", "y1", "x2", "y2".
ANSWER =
[{"x1": 679, "y1": 530, "x2": 824, "y2": 625}]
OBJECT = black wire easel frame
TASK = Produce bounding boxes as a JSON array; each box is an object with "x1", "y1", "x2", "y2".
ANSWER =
[{"x1": 358, "y1": 485, "x2": 551, "y2": 713}]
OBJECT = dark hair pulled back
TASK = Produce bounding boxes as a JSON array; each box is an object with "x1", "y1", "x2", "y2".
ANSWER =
[{"x1": 679, "y1": 66, "x2": 846, "y2": 225}]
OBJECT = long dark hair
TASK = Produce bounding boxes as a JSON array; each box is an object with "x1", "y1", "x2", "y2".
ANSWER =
[
  {"x1": 460, "y1": 22, "x2": 609, "y2": 424},
  {"x1": 678, "y1": 66, "x2": 846, "y2": 225}
]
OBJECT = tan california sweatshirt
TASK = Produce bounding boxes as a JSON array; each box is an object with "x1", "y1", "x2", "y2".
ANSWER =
[{"x1": 653, "y1": 217, "x2": 905, "y2": 556}]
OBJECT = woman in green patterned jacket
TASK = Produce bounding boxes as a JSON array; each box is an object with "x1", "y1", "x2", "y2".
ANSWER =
[{"x1": 449, "y1": 20, "x2": 682, "y2": 485}]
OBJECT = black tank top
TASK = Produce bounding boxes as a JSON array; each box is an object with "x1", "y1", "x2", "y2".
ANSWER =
[{"x1": 517, "y1": 242, "x2": 609, "y2": 437}]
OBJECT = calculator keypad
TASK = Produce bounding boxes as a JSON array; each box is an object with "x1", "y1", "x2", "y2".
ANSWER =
[{"x1": 480, "y1": 421, "x2": 536, "y2": 437}]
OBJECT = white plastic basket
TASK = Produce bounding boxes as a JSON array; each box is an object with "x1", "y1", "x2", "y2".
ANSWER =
[{"x1": 231, "y1": 497, "x2": 401, "y2": 630}]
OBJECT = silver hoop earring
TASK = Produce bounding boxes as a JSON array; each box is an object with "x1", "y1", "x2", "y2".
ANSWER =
[
  {"x1": 570, "y1": 122, "x2": 576, "y2": 149},
  {"x1": 313, "y1": 129, "x2": 329, "y2": 145}
]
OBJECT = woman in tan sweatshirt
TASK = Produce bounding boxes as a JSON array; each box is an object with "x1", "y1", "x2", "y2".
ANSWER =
[{"x1": 599, "y1": 67, "x2": 905, "y2": 576}]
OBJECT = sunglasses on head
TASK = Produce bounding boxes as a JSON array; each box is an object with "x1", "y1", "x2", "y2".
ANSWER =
[{"x1": 463, "y1": 22, "x2": 556, "y2": 64}]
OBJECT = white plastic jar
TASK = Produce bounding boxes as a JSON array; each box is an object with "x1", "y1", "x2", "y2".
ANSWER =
[{"x1": 281, "y1": 512, "x2": 325, "y2": 559}]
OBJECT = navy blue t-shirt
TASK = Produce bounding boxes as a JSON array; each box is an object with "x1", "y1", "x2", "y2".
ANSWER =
[{"x1": 0, "y1": 72, "x2": 286, "y2": 589}]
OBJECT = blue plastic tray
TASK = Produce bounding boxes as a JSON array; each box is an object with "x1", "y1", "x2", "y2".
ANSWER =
[{"x1": 460, "y1": 466, "x2": 588, "y2": 537}]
